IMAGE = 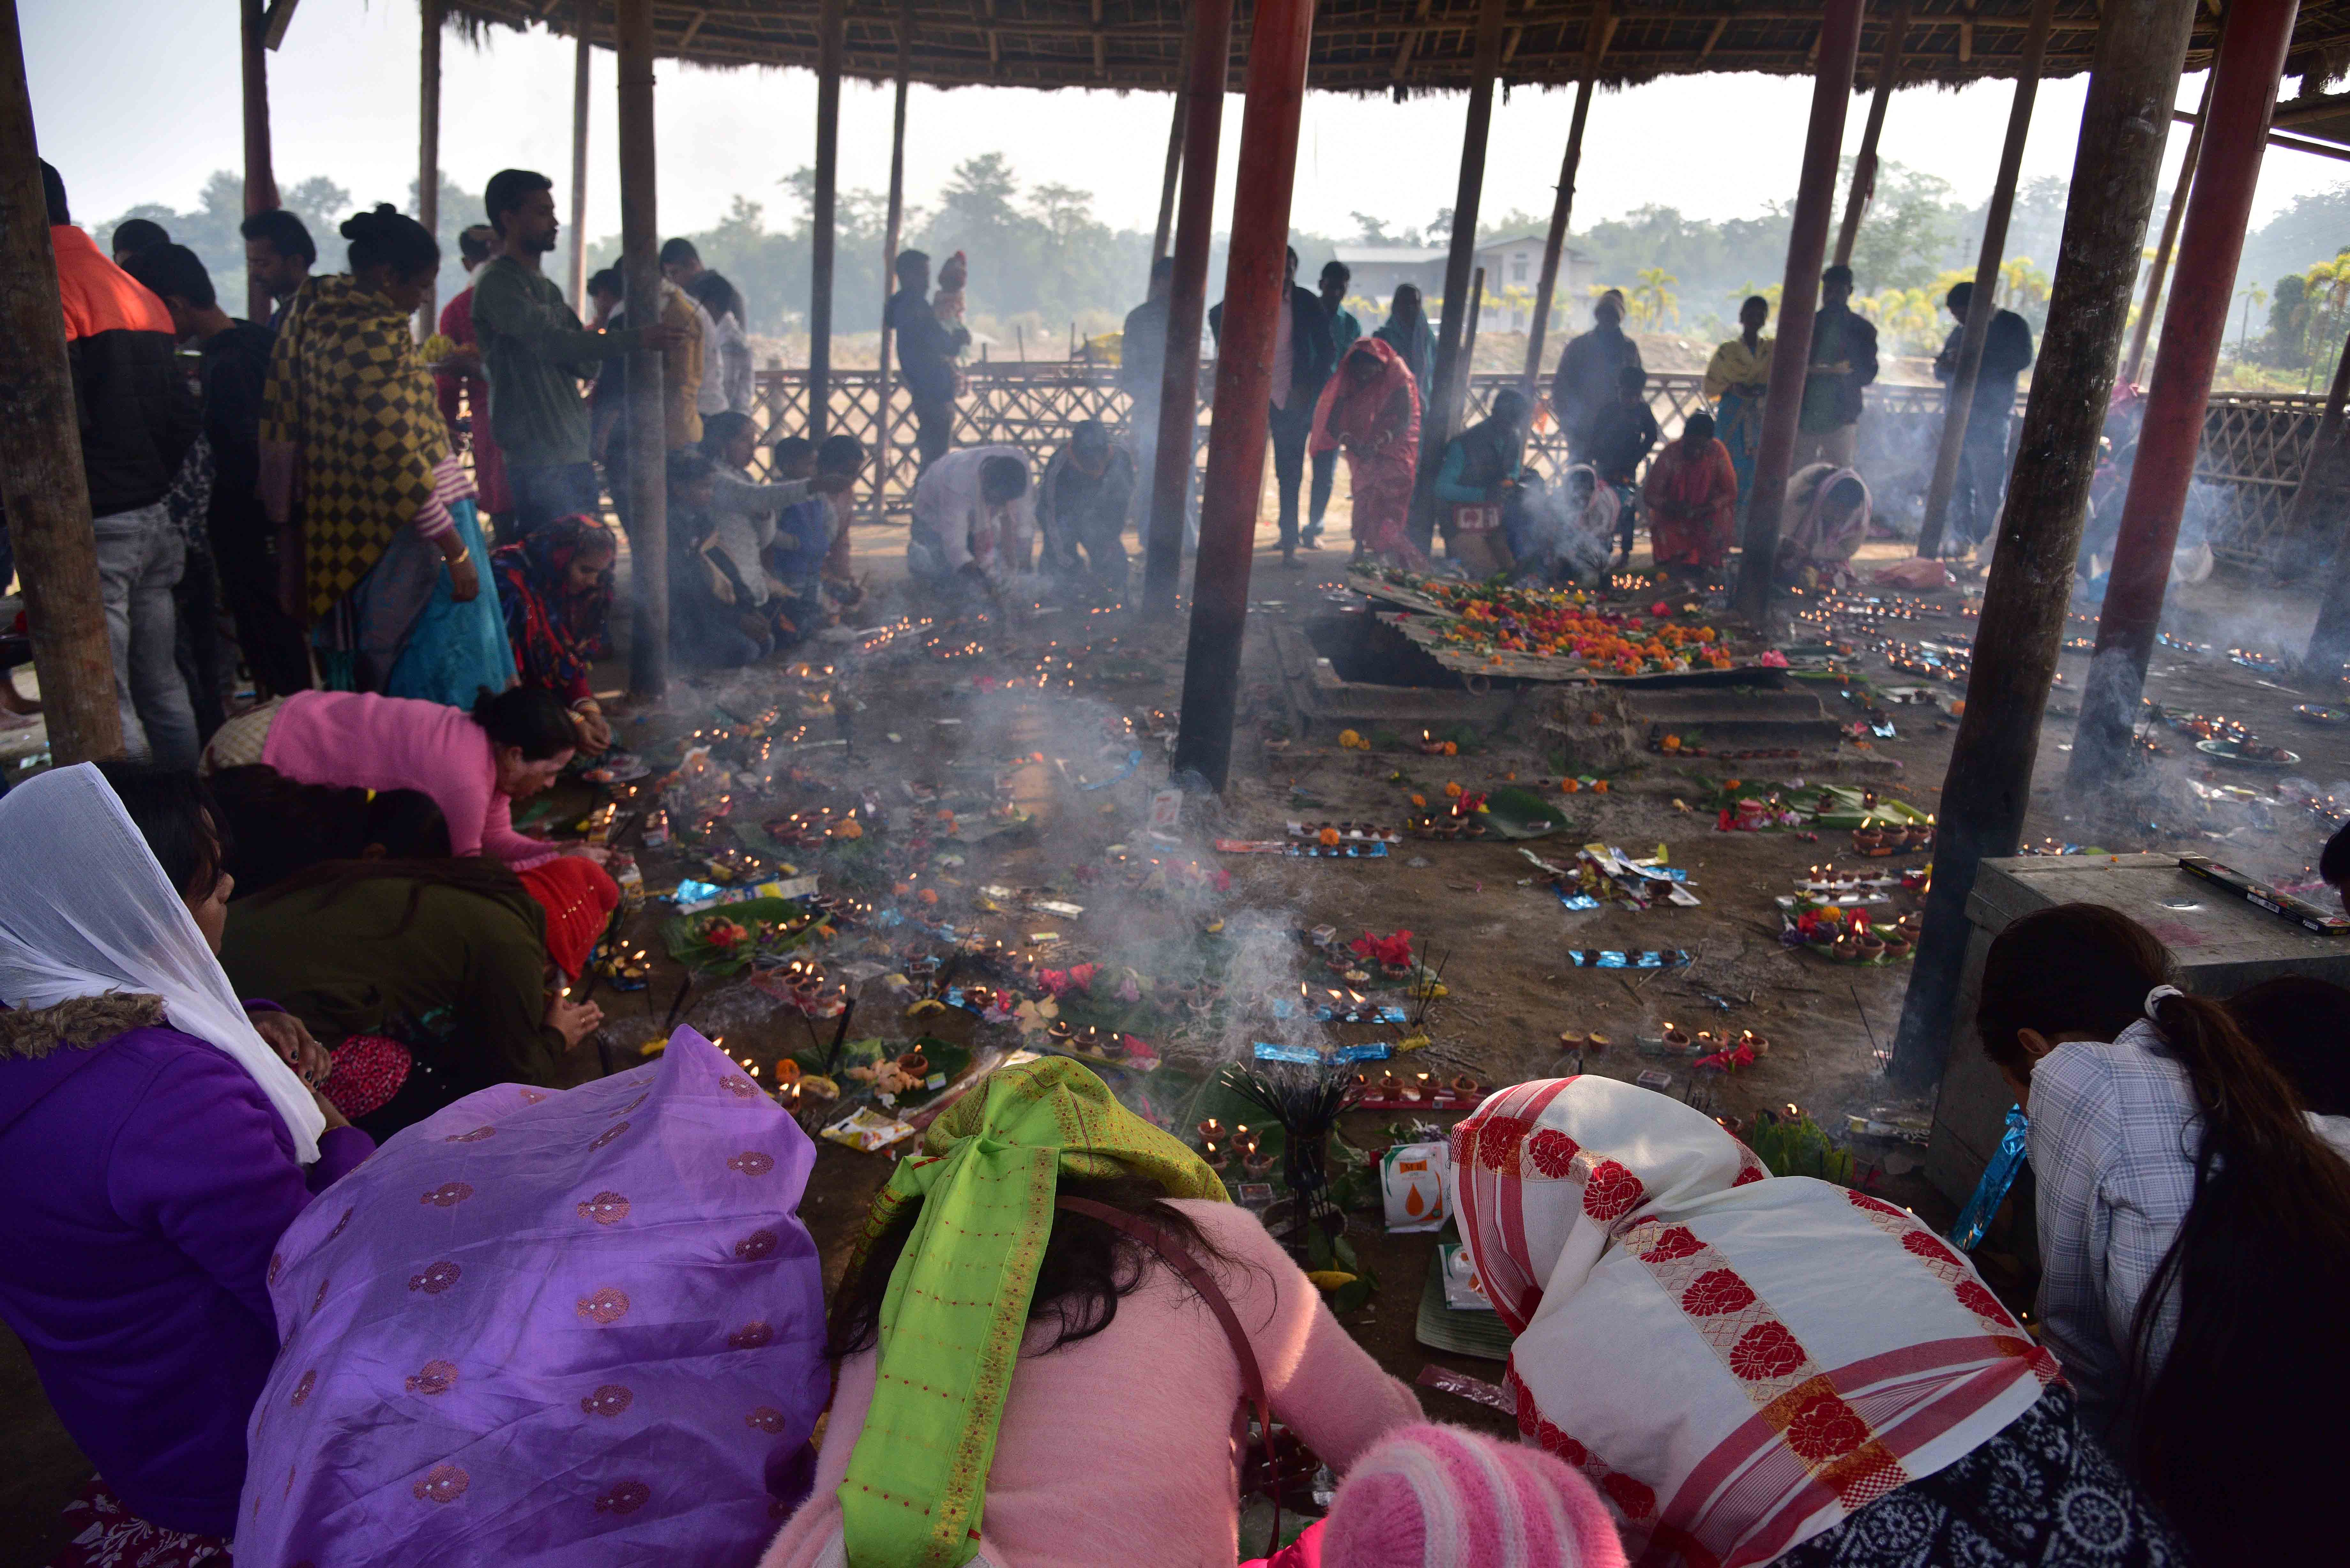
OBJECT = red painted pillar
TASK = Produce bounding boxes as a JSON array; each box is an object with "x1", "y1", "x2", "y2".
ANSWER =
[
  {"x1": 1169, "y1": 0, "x2": 1315, "y2": 791},
  {"x1": 2069, "y1": 0, "x2": 2299, "y2": 787},
  {"x1": 1732, "y1": 0, "x2": 1865, "y2": 623}
]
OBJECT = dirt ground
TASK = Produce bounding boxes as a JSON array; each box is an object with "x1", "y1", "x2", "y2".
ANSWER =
[{"x1": 5, "y1": 477, "x2": 2346, "y2": 1565}]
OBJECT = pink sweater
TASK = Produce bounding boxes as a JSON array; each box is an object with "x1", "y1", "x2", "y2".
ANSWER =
[
  {"x1": 260, "y1": 690, "x2": 558, "y2": 868},
  {"x1": 762, "y1": 1201, "x2": 1421, "y2": 1568}
]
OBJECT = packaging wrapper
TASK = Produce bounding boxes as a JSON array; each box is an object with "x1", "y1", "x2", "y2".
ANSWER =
[{"x1": 1382, "y1": 1140, "x2": 1450, "y2": 1233}]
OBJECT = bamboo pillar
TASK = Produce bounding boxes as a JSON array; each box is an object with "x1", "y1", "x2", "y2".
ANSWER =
[
  {"x1": 809, "y1": 0, "x2": 844, "y2": 443},
  {"x1": 0, "y1": 0, "x2": 121, "y2": 762},
  {"x1": 1421, "y1": 0, "x2": 1508, "y2": 523},
  {"x1": 569, "y1": 0, "x2": 591, "y2": 309},
  {"x1": 1887, "y1": 0, "x2": 2202, "y2": 1088},
  {"x1": 873, "y1": 1, "x2": 910, "y2": 522},
  {"x1": 2069, "y1": 0, "x2": 2300, "y2": 792},
  {"x1": 1834, "y1": 4, "x2": 1907, "y2": 270},
  {"x1": 1914, "y1": 0, "x2": 2053, "y2": 561},
  {"x1": 1151, "y1": 19, "x2": 1194, "y2": 268},
  {"x1": 418, "y1": 0, "x2": 441, "y2": 338},
  {"x1": 2122, "y1": 72, "x2": 2216, "y2": 388},
  {"x1": 1168, "y1": 0, "x2": 1314, "y2": 790},
  {"x1": 1460, "y1": 265, "x2": 1487, "y2": 382},
  {"x1": 2298, "y1": 334, "x2": 2350, "y2": 674},
  {"x1": 1521, "y1": 71, "x2": 1594, "y2": 394},
  {"x1": 239, "y1": 0, "x2": 278, "y2": 323},
  {"x1": 1140, "y1": 0, "x2": 1234, "y2": 620},
  {"x1": 1731, "y1": 0, "x2": 1865, "y2": 623},
  {"x1": 615, "y1": 0, "x2": 667, "y2": 698}
]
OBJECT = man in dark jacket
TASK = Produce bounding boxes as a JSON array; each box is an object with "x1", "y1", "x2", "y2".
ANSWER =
[
  {"x1": 1209, "y1": 246, "x2": 1336, "y2": 564},
  {"x1": 890, "y1": 249, "x2": 972, "y2": 470},
  {"x1": 125, "y1": 243, "x2": 313, "y2": 699},
  {"x1": 1587, "y1": 364, "x2": 1661, "y2": 567},
  {"x1": 44, "y1": 161, "x2": 202, "y2": 767},
  {"x1": 1552, "y1": 290, "x2": 1644, "y2": 462},
  {"x1": 1119, "y1": 257, "x2": 1185, "y2": 550},
  {"x1": 1934, "y1": 280, "x2": 2036, "y2": 553},
  {"x1": 1796, "y1": 265, "x2": 1879, "y2": 471}
]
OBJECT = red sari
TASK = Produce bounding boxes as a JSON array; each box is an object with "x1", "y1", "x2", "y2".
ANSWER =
[
  {"x1": 1310, "y1": 338, "x2": 1423, "y2": 567},
  {"x1": 1642, "y1": 434, "x2": 1740, "y2": 571}
]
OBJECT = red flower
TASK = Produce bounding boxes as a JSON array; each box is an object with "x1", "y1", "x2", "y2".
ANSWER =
[
  {"x1": 1784, "y1": 1393, "x2": 1870, "y2": 1462},
  {"x1": 1681, "y1": 1268, "x2": 1758, "y2": 1317},
  {"x1": 1474, "y1": 1114, "x2": 1533, "y2": 1174},
  {"x1": 1350, "y1": 929, "x2": 1417, "y2": 967},
  {"x1": 1732, "y1": 1165, "x2": 1767, "y2": 1187},
  {"x1": 1729, "y1": 1322, "x2": 1806, "y2": 1381},
  {"x1": 703, "y1": 920, "x2": 746, "y2": 949},
  {"x1": 1955, "y1": 1280, "x2": 2010, "y2": 1323},
  {"x1": 1527, "y1": 1128, "x2": 1583, "y2": 1179},
  {"x1": 1581, "y1": 1160, "x2": 1644, "y2": 1222},
  {"x1": 1643, "y1": 1225, "x2": 1703, "y2": 1262},
  {"x1": 1601, "y1": 1471, "x2": 1657, "y2": 1520},
  {"x1": 1068, "y1": 962, "x2": 1100, "y2": 991},
  {"x1": 1901, "y1": 1230, "x2": 1958, "y2": 1269},
  {"x1": 1845, "y1": 1190, "x2": 1905, "y2": 1219}
]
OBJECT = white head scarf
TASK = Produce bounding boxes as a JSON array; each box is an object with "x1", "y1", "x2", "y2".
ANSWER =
[{"x1": 0, "y1": 764, "x2": 322, "y2": 1162}]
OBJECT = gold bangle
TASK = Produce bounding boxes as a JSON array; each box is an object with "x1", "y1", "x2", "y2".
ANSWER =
[{"x1": 445, "y1": 545, "x2": 471, "y2": 567}]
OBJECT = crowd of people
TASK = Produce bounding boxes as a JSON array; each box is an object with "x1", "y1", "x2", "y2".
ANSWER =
[{"x1": 3, "y1": 729, "x2": 2344, "y2": 1564}]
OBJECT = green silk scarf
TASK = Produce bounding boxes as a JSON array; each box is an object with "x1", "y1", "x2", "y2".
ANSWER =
[{"x1": 838, "y1": 1057, "x2": 1228, "y2": 1566}]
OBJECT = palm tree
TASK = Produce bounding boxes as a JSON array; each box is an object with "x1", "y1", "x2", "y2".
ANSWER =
[
  {"x1": 2238, "y1": 283, "x2": 2269, "y2": 360},
  {"x1": 1632, "y1": 266, "x2": 1681, "y2": 331}
]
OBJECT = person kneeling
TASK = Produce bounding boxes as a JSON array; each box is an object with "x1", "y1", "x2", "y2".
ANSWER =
[{"x1": 667, "y1": 451, "x2": 772, "y2": 670}]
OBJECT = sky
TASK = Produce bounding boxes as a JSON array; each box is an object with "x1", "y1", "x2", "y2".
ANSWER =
[{"x1": 23, "y1": 0, "x2": 2346, "y2": 247}]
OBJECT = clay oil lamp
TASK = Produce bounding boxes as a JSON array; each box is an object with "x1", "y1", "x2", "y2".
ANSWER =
[
  {"x1": 964, "y1": 984, "x2": 995, "y2": 1013},
  {"x1": 898, "y1": 1050, "x2": 930, "y2": 1079},
  {"x1": 1377, "y1": 1072, "x2": 1404, "y2": 1100},
  {"x1": 1663, "y1": 1023, "x2": 1692, "y2": 1054},
  {"x1": 1404, "y1": 1073, "x2": 1431, "y2": 1103},
  {"x1": 1200, "y1": 1141, "x2": 1230, "y2": 1172},
  {"x1": 1854, "y1": 824, "x2": 1886, "y2": 852},
  {"x1": 1896, "y1": 912, "x2": 1924, "y2": 940},
  {"x1": 1832, "y1": 932, "x2": 1861, "y2": 962},
  {"x1": 1047, "y1": 1021, "x2": 1075, "y2": 1046},
  {"x1": 1694, "y1": 1029, "x2": 1719, "y2": 1054},
  {"x1": 1738, "y1": 1029, "x2": 1771, "y2": 1057},
  {"x1": 1585, "y1": 1032, "x2": 1612, "y2": 1052},
  {"x1": 1076, "y1": 1025, "x2": 1107, "y2": 1055},
  {"x1": 1420, "y1": 730, "x2": 1448, "y2": 756},
  {"x1": 1242, "y1": 1143, "x2": 1274, "y2": 1178},
  {"x1": 1906, "y1": 820, "x2": 1935, "y2": 851},
  {"x1": 1198, "y1": 1117, "x2": 1225, "y2": 1143},
  {"x1": 1558, "y1": 1030, "x2": 1586, "y2": 1050},
  {"x1": 1855, "y1": 929, "x2": 1887, "y2": 962},
  {"x1": 1451, "y1": 1074, "x2": 1482, "y2": 1102},
  {"x1": 1878, "y1": 930, "x2": 1912, "y2": 959}
]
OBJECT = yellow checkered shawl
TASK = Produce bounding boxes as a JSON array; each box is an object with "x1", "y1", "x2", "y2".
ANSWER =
[{"x1": 259, "y1": 275, "x2": 449, "y2": 619}]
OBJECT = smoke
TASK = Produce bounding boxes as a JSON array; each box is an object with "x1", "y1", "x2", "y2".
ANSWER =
[{"x1": 1511, "y1": 473, "x2": 1616, "y2": 583}]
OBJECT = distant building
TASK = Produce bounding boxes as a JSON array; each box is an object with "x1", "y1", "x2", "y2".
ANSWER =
[{"x1": 1325, "y1": 238, "x2": 1593, "y2": 334}]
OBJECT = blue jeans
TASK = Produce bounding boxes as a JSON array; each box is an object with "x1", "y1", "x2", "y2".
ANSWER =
[
  {"x1": 91, "y1": 502, "x2": 200, "y2": 769},
  {"x1": 506, "y1": 461, "x2": 602, "y2": 538}
]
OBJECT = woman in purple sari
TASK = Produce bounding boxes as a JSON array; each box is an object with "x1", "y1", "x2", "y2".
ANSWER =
[{"x1": 235, "y1": 1027, "x2": 827, "y2": 1566}]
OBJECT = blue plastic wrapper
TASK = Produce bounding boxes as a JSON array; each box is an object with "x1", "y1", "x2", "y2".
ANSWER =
[
  {"x1": 1950, "y1": 1105, "x2": 2030, "y2": 1251},
  {"x1": 1555, "y1": 887, "x2": 1601, "y2": 911},
  {"x1": 1252, "y1": 1042, "x2": 1324, "y2": 1064}
]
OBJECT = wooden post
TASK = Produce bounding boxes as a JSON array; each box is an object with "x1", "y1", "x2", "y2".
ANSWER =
[
  {"x1": 1834, "y1": 4, "x2": 1907, "y2": 270},
  {"x1": 1888, "y1": 0, "x2": 2201, "y2": 1089},
  {"x1": 1731, "y1": 0, "x2": 1865, "y2": 623},
  {"x1": 0, "y1": 0, "x2": 123, "y2": 762},
  {"x1": 1168, "y1": 0, "x2": 1313, "y2": 790},
  {"x1": 874, "y1": 0, "x2": 910, "y2": 521},
  {"x1": 615, "y1": 0, "x2": 667, "y2": 699},
  {"x1": 1423, "y1": 0, "x2": 1507, "y2": 477},
  {"x1": 1140, "y1": 0, "x2": 1233, "y2": 621},
  {"x1": 2068, "y1": 0, "x2": 2300, "y2": 792},
  {"x1": 418, "y1": 0, "x2": 441, "y2": 338},
  {"x1": 569, "y1": 0, "x2": 591, "y2": 310},
  {"x1": 1522, "y1": 74, "x2": 1594, "y2": 394},
  {"x1": 239, "y1": 0, "x2": 278, "y2": 322},
  {"x1": 809, "y1": 0, "x2": 844, "y2": 444},
  {"x1": 1914, "y1": 0, "x2": 2053, "y2": 561},
  {"x1": 2122, "y1": 71, "x2": 2216, "y2": 388},
  {"x1": 2298, "y1": 334, "x2": 2350, "y2": 674},
  {"x1": 1151, "y1": 19, "x2": 1193, "y2": 268}
]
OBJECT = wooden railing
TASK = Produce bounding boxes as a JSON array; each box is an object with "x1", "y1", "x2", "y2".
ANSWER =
[{"x1": 748, "y1": 364, "x2": 2331, "y2": 573}]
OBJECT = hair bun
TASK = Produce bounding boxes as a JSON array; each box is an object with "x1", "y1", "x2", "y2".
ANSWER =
[{"x1": 339, "y1": 203, "x2": 401, "y2": 242}]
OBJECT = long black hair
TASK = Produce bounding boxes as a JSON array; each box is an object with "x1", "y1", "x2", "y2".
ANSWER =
[
  {"x1": 470, "y1": 685, "x2": 576, "y2": 759},
  {"x1": 208, "y1": 766, "x2": 451, "y2": 898},
  {"x1": 1978, "y1": 903, "x2": 2350, "y2": 1563},
  {"x1": 99, "y1": 765, "x2": 227, "y2": 900},
  {"x1": 826, "y1": 1174, "x2": 1239, "y2": 1362}
]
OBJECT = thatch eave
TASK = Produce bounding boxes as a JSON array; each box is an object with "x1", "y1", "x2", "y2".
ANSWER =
[{"x1": 438, "y1": 2, "x2": 2344, "y2": 103}]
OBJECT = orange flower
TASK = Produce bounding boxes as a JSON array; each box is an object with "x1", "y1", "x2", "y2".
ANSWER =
[
  {"x1": 1593, "y1": 780, "x2": 1611, "y2": 794},
  {"x1": 1410, "y1": 794, "x2": 1428, "y2": 808},
  {"x1": 1319, "y1": 826, "x2": 1342, "y2": 846},
  {"x1": 918, "y1": 888, "x2": 940, "y2": 906},
  {"x1": 1443, "y1": 781, "x2": 1464, "y2": 798},
  {"x1": 1562, "y1": 780, "x2": 1581, "y2": 794}
]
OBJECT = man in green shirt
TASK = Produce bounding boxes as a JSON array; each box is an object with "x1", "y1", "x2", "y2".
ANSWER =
[{"x1": 473, "y1": 167, "x2": 682, "y2": 535}]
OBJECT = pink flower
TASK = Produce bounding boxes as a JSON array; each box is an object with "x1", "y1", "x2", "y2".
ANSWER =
[{"x1": 1759, "y1": 649, "x2": 1791, "y2": 669}]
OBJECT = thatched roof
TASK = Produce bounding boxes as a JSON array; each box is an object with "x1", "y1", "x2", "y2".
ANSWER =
[{"x1": 443, "y1": 2, "x2": 2349, "y2": 97}]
